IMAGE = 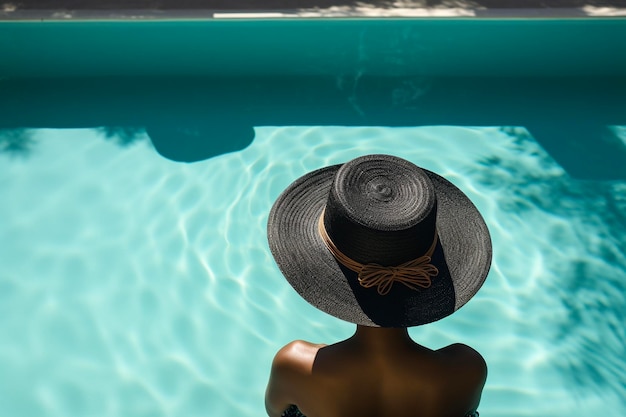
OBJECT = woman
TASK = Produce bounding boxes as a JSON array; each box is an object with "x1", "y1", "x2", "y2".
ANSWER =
[{"x1": 266, "y1": 154, "x2": 492, "y2": 417}]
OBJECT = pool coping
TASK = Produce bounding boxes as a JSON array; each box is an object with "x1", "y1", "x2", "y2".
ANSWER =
[{"x1": 2, "y1": 6, "x2": 626, "y2": 20}]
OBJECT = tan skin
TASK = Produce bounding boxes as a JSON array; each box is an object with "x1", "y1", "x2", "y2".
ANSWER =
[{"x1": 266, "y1": 325, "x2": 486, "y2": 417}]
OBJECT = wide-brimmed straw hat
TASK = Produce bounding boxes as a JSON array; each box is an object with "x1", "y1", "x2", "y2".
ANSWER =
[{"x1": 267, "y1": 154, "x2": 492, "y2": 327}]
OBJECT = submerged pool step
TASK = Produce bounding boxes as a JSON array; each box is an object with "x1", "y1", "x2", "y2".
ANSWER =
[{"x1": 1, "y1": 76, "x2": 624, "y2": 179}]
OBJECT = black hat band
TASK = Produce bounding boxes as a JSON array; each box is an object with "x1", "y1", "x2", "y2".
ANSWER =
[{"x1": 318, "y1": 209, "x2": 439, "y2": 296}]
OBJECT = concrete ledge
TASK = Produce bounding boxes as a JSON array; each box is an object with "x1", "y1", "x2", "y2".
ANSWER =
[
  {"x1": 2, "y1": 0, "x2": 626, "y2": 20},
  {"x1": 0, "y1": 7, "x2": 626, "y2": 21},
  {"x1": 2, "y1": 7, "x2": 626, "y2": 20}
]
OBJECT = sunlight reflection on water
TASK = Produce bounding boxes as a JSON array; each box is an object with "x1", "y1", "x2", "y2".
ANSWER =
[{"x1": 0, "y1": 126, "x2": 624, "y2": 417}]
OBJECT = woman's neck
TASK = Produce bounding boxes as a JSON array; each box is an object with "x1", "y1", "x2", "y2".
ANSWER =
[{"x1": 348, "y1": 325, "x2": 417, "y2": 352}]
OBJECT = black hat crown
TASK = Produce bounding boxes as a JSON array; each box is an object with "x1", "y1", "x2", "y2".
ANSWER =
[{"x1": 323, "y1": 154, "x2": 438, "y2": 267}]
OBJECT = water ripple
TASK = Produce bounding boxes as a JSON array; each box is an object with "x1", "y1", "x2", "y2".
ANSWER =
[{"x1": 0, "y1": 125, "x2": 624, "y2": 417}]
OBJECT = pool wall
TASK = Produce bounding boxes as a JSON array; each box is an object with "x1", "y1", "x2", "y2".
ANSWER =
[{"x1": 1, "y1": 18, "x2": 626, "y2": 78}]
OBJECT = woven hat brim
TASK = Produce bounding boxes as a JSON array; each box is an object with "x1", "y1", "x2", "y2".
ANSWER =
[{"x1": 267, "y1": 163, "x2": 492, "y2": 327}]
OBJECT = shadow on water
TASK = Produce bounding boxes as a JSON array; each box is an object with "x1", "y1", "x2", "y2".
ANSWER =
[
  {"x1": 97, "y1": 126, "x2": 146, "y2": 147},
  {"x1": 0, "y1": 128, "x2": 38, "y2": 158},
  {"x1": 0, "y1": 76, "x2": 625, "y2": 178},
  {"x1": 472, "y1": 127, "x2": 626, "y2": 405}
]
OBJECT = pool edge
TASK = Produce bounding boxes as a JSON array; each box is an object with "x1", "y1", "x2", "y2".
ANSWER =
[{"x1": 2, "y1": 6, "x2": 626, "y2": 21}]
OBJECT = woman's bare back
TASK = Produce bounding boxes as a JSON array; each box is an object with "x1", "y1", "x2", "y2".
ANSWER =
[{"x1": 266, "y1": 328, "x2": 486, "y2": 417}]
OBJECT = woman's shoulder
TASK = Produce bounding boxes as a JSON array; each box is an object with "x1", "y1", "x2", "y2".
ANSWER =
[
  {"x1": 275, "y1": 340, "x2": 327, "y2": 360},
  {"x1": 271, "y1": 340, "x2": 327, "y2": 376},
  {"x1": 437, "y1": 343, "x2": 487, "y2": 380},
  {"x1": 436, "y1": 344, "x2": 487, "y2": 401},
  {"x1": 438, "y1": 343, "x2": 486, "y2": 366},
  {"x1": 266, "y1": 341, "x2": 329, "y2": 416}
]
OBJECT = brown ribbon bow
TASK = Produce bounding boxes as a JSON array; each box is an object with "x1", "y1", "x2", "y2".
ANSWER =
[{"x1": 318, "y1": 211, "x2": 439, "y2": 296}]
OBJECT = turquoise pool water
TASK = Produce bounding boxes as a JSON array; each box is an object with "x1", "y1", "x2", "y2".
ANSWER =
[
  {"x1": 1, "y1": 121, "x2": 625, "y2": 416},
  {"x1": 1, "y1": 17, "x2": 626, "y2": 417}
]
